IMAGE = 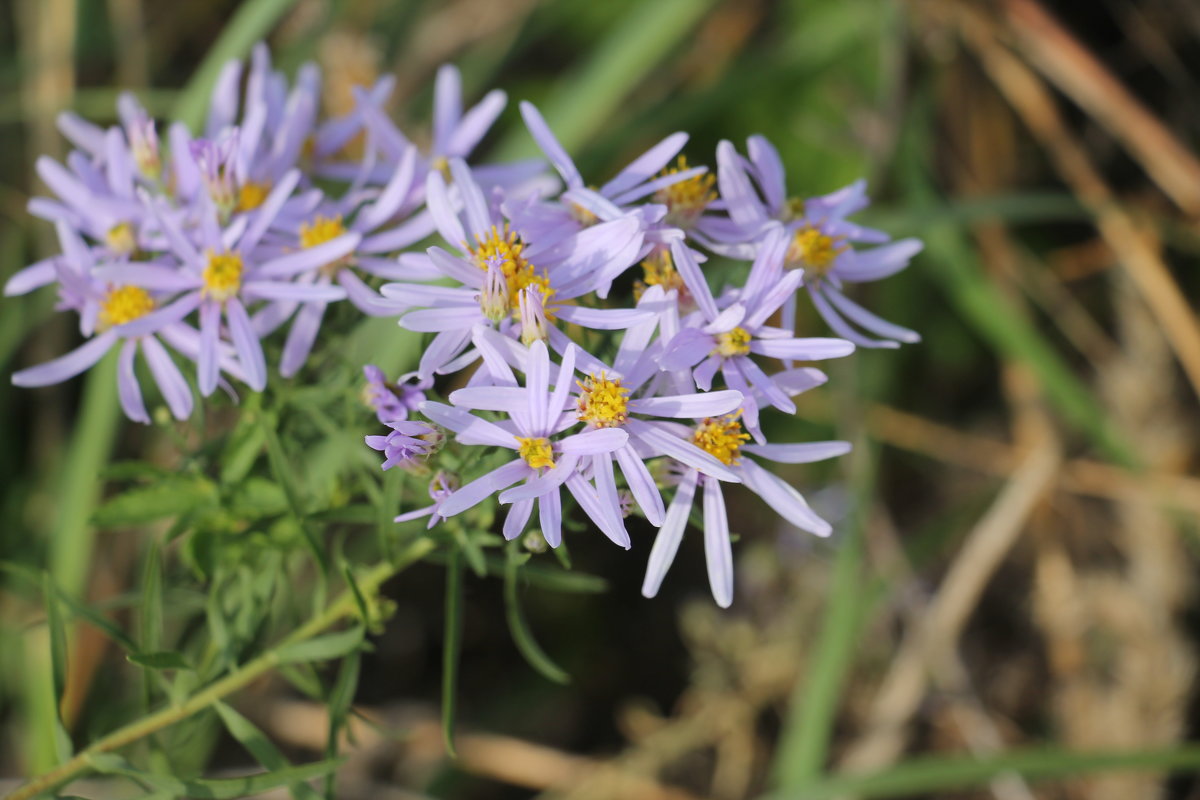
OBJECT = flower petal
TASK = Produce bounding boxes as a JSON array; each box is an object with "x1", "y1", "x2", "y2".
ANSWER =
[
  {"x1": 225, "y1": 298, "x2": 266, "y2": 392},
  {"x1": 614, "y1": 442, "x2": 664, "y2": 526},
  {"x1": 11, "y1": 330, "x2": 117, "y2": 387},
  {"x1": 739, "y1": 457, "x2": 832, "y2": 536},
  {"x1": 642, "y1": 469, "x2": 699, "y2": 598},
  {"x1": 420, "y1": 400, "x2": 517, "y2": 448},
  {"x1": 440, "y1": 458, "x2": 529, "y2": 517},
  {"x1": 628, "y1": 389, "x2": 743, "y2": 419},
  {"x1": 141, "y1": 336, "x2": 193, "y2": 420},
  {"x1": 701, "y1": 476, "x2": 734, "y2": 608}
]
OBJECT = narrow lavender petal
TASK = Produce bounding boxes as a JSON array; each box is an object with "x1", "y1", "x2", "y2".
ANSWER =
[
  {"x1": 255, "y1": 232, "x2": 360, "y2": 278},
  {"x1": 280, "y1": 299, "x2": 326, "y2": 378},
  {"x1": 748, "y1": 335, "x2": 856, "y2": 361},
  {"x1": 743, "y1": 268, "x2": 804, "y2": 331},
  {"x1": 554, "y1": 305, "x2": 654, "y2": 331},
  {"x1": 472, "y1": 327, "x2": 520, "y2": 388},
  {"x1": 746, "y1": 135, "x2": 787, "y2": 215},
  {"x1": 144, "y1": 192, "x2": 200, "y2": 267},
  {"x1": 198, "y1": 301, "x2": 220, "y2": 396},
  {"x1": 57, "y1": 111, "x2": 106, "y2": 157},
  {"x1": 225, "y1": 298, "x2": 266, "y2": 391},
  {"x1": 808, "y1": 286, "x2": 899, "y2": 349},
  {"x1": 772, "y1": 366, "x2": 829, "y2": 398},
  {"x1": 141, "y1": 335, "x2": 193, "y2": 420},
  {"x1": 624, "y1": 419, "x2": 740, "y2": 483},
  {"x1": 717, "y1": 139, "x2": 768, "y2": 232},
  {"x1": 425, "y1": 170, "x2": 467, "y2": 249},
  {"x1": 592, "y1": 452, "x2": 629, "y2": 538},
  {"x1": 394, "y1": 505, "x2": 435, "y2": 523},
  {"x1": 660, "y1": 328, "x2": 713, "y2": 371},
  {"x1": 205, "y1": 58, "x2": 243, "y2": 137},
  {"x1": 4, "y1": 258, "x2": 58, "y2": 296},
  {"x1": 526, "y1": 339, "x2": 551, "y2": 436},
  {"x1": 701, "y1": 476, "x2": 734, "y2": 608},
  {"x1": 613, "y1": 286, "x2": 665, "y2": 377},
  {"x1": 835, "y1": 238, "x2": 923, "y2": 283},
  {"x1": 694, "y1": 354, "x2": 720, "y2": 391},
  {"x1": 115, "y1": 292, "x2": 202, "y2": 339},
  {"x1": 417, "y1": 328, "x2": 472, "y2": 379},
  {"x1": 447, "y1": 90, "x2": 507, "y2": 156},
  {"x1": 668, "y1": 240, "x2": 719, "y2": 321},
  {"x1": 600, "y1": 132, "x2": 688, "y2": 199},
  {"x1": 547, "y1": 342, "x2": 577, "y2": 421},
  {"x1": 740, "y1": 223, "x2": 789, "y2": 311},
  {"x1": 546, "y1": 327, "x2": 607, "y2": 378},
  {"x1": 401, "y1": 305, "x2": 482, "y2": 333},
  {"x1": 737, "y1": 356, "x2": 796, "y2": 414},
  {"x1": 614, "y1": 443, "x2": 665, "y2": 526},
  {"x1": 241, "y1": 169, "x2": 304, "y2": 253},
  {"x1": 12, "y1": 330, "x2": 117, "y2": 387},
  {"x1": 117, "y1": 339, "x2": 150, "y2": 424},
  {"x1": 360, "y1": 212, "x2": 439, "y2": 255},
  {"x1": 337, "y1": 270, "x2": 400, "y2": 317},
  {"x1": 427, "y1": 246, "x2": 484, "y2": 288},
  {"x1": 609, "y1": 166, "x2": 708, "y2": 206},
  {"x1": 357, "y1": 146, "x2": 418, "y2": 233},
  {"x1": 360, "y1": 253, "x2": 442, "y2": 281},
  {"x1": 642, "y1": 469, "x2": 699, "y2": 598},
  {"x1": 628, "y1": 389, "x2": 743, "y2": 419},
  {"x1": 742, "y1": 440, "x2": 851, "y2": 464},
  {"x1": 446, "y1": 386, "x2": 528, "y2": 414},
  {"x1": 519, "y1": 101, "x2": 581, "y2": 188},
  {"x1": 823, "y1": 286, "x2": 921, "y2": 343},
  {"x1": 558, "y1": 427, "x2": 628, "y2": 455},
  {"x1": 538, "y1": 487, "x2": 563, "y2": 548},
  {"x1": 104, "y1": 128, "x2": 135, "y2": 199},
  {"x1": 701, "y1": 303, "x2": 746, "y2": 335},
  {"x1": 739, "y1": 457, "x2": 832, "y2": 536},
  {"x1": 432, "y1": 64, "x2": 463, "y2": 155},
  {"x1": 242, "y1": 281, "x2": 347, "y2": 303},
  {"x1": 440, "y1": 458, "x2": 529, "y2": 517},
  {"x1": 503, "y1": 498, "x2": 534, "y2": 540},
  {"x1": 448, "y1": 158, "x2": 493, "y2": 241},
  {"x1": 168, "y1": 122, "x2": 200, "y2": 198},
  {"x1": 565, "y1": 471, "x2": 629, "y2": 549},
  {"x1": 37, "y1": 156, "x2": 91, "y2": 214},
  {"x1": 420, "y1": 400, "x2": 516, "y2": 448},
  {"x1": 93, "y1": 263, "x2": 202, "y2": 292},
  {"x1": 499, "y1": 454, "x2": 579, "y2": 503}
]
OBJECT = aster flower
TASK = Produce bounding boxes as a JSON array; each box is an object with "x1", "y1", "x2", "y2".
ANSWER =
[
  {"x1": 139, "y1": 169, "x2": 355, "y2": 394},
  {"x1": 661, "y1": 227, "x2": 855, "y2": 436},
  {"x1": 420, "y1": 341, "x2": 632, "y2": 548},
  {"x1": 381, "y1": 159, "x2": 650, "y2": 379},
  {"x1": 365, "y1": 419, "x2": 440, "y2": 471},
  {"x1": 394, "y1": 470, "x2": 459, "y2": 530},
  {"x1": 10, "y1": 223, "x2": 209, "y2": 423},
  {"x1": 641, "y1": 409, "x2": 850, "y2": 608},
  {"x1": 715, "y1": 136, "x2": 923, "y2": 348},
  {"x1": 363, "y1": 364, "x2": 430, "y2": 423}
]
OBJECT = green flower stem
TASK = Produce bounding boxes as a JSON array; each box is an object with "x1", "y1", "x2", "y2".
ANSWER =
[{"x1": 7, "y1": 538, "x2": 434, "y2": 800}]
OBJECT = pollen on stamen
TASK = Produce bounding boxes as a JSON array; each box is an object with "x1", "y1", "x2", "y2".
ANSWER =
[
  {"x1": 516, "y1": 436, "x2": 556, "y2": 470},
  {"x1": 236, "y1": 181, "x2": 271, "y2": 212},
  {"x1": 99, "y1": 285, "x2": 155, "y2": 329},
  {"x1": 202, "y1": 250, "x2": 244, "y2": 301},
  {"x1": 576, "y1": 372, "x2": 630, "y2": 428},
  {"x1": 105, "y1": 222, "x2": 137, "y2": 257},
  {"x1": 787, "y1": 226, "x2": 847, "y2": 275},
  {"x1": 691, "y1": 412, "x2": 751, "y2": 466},
  {"x1": 634, "y1": 248, "x2": 687, "y2": 301},
  {"x1": 653, "y1": 155, "x2": 716, "y2": 229},
  {"x1": 714, "y1": 326, "x2": 752, "y2": 358},
  {"x1": 472, "y1": 226, "x2": 555, "y2": 319}
]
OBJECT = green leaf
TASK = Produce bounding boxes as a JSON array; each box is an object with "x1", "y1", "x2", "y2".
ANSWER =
[
  {"x1": 127, "y1": 650, "x2": 193, "y2": 671},
  {"x1": 139, "y1": 540, "x2": 164, "y2": 656},
  {"x1": 42, "y1": 572, "x2": 73, "y2": 763},
  {"x1": 228, "y1": 477, "x2": 289, "y2": 520},
  {"x1": 92, "y1": 477, "x2": 217, "y2": 527},
  {"x1": 171, "y1": 0, "x2": 305, "y2": 130},
  {"x1": 275, "y1": 626, "x2": 365, "y2": 665},
  {"x1": 260, "y1": 414, "x2": 329, "y2": 576},
  {"x1": 220, "y1": 414, "x2": 265, "y2": 486},
  {"x1": 442, "y1": 549, "x2": 464, "y2": 757},
  {"x1": 763, "y1": 746, "x2": 1200, "y2": 799},
  {"x1": 87, "y1": 752, "x2": 342, "y2": 799},
  {"x1": 214, "y1": 701, "x2": 323, "y2": 800},
  {"x1": 503, "y1": 543, "x2": 569, "y2": 684},
  {"x1": 324, "y1": 650, "x2": 360, "y2": 797}
]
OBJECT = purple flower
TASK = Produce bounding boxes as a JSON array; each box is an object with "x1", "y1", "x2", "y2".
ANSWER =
[
  {"x1": 380, "y1": 159, "x2": 651, "y2": 379},
  {"x1": 394, "y1": 470, "x2": 459, "y2": 529},
  {"x1": 365, "y1": 419, "x2": 440, "y2": 471},
  {"x1": 363, "y1": 365, "x2": 429, "y2": 423},
  {"x1": 661, "y1": 227, "x2": 855, "y2": 436},
  {"x1": 420, "y1": 341, "x2": 632, "y2": 549},
  {"x1": 641, "y1": 410, "x2": 850, "y2": 608},
  {"x1": 715, "y1": 136, "x2": 923, "y2": 348}
]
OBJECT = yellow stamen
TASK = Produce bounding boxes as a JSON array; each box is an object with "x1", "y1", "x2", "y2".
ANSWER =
[
  {"x1": 787, "y1": 226, "x2": 847, "y2": 275},
  {"x1": 300, "y1": 215, "x2": 347, "y2": 249},
  {"x1": 568, "y1": 201, "x2": 599, "y2": 227},
  {"x1": 470, "y1": 226, "x2": 556, "y2": 320},
  {"x1": 714, "y1": 326, "x2": 752, "y2": 358},
  {"x1": 781, "y1": 196, "x2": 806, "y2": 222},
  {"x1": 653, "y1": 155, "x2": 716, "y2": 228},
  {"x1": 105, "y1": 222, "x2": 137, "y2": 256},
  {"x1": 99, "y1": 285, "x2": 154, "y2": 329},
  {"x1": 516, "y1": 436, "x2": 556, "y2": 470},
  {"x1": 634, "y1": 248, "x2": 686, "y2": 301},
  {"x1": 236, "y1": 181, "x2": 271, "y2": 212},
  {"x1": 431, "y1": 156, "x2": 452, "y2": 180},
  {"x1": 202, "y1": 250, "x2": 244, "y2": 301},
  {"x1": 576, "y1": 372, "x2": 629, "y2": 428},
  {"x1": 692, "y1": 413, "x2": 751, "y2": 466}
]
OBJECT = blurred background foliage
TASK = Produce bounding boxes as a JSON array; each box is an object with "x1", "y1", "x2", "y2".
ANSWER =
[{"x1": 3, "y1": 0, "x2": 1200, "y2": 798}]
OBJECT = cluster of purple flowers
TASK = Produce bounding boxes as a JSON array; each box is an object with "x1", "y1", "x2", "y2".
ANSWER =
[{"x1": 8, "y1": 45, "x2": 921, "y2": 607}]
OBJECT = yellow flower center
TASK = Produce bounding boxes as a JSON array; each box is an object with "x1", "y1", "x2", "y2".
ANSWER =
[
  {"x1": 787, "y1": 226, "x2": 846, "y2": 275},
  {"x1": 576, "y1": 372, "x2": 629, "y2": 428},
  {"x1": 634, "y1": 248, "x2": 686, "y2": 301},
  {"x1": 105, "y1": 222, "x2": 137, "y2": 256},
  {"x1": 431, "y1": 156, "x2": 452, "y2": 180},
  {"x1": 471, "y1": 226, "x2": 556, "y2": 320},
  {"x1": 236, "y1": 181, "x2": 271, "y2": 213},
  {"x1": 300, "y1": 215, "x2": 347, "y2": 249},
  {"x1": 568, "y1": 201, "x2": 599, "y2": 227},
  {"x1": 653, "y1": 155, "x2": 716, "y2": 228},
  {"x1": 714, "y1": 326, "x2": 752, "y2": 358},
  {"x1": 99, "y1": 285, "x2": 155, "y2": 329},
  {"x1": 202, "y1": 250, "x2": 244, "y2": 301},
  {"x1": 691, "y1": 413, "x2": 751, "y2": 466},
  {"x1": 516, "y1": 436, "x2": 556, "y2": 470}
]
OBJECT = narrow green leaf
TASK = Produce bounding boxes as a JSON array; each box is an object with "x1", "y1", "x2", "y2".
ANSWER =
[
  {"x1": 171, "y1": 0, "x2": 304, "y2": 130},
  {"x1": 42, "y1": 572, "x2": 73, "y2": 763},
  {"x1": 92, "y1": 477, "x2": 218, "y2": 527},
  {"x1": 139, "y1": 539, "x2": 164, "y2": 656},
  {"x1": 260, "y1": 413, "x2": 329, "y2": 575},
  {"x1": 88, "y1": 752, "x2": 342, "y2": 799},
  {"x1": 764, "y1": 746, "x2": 1200, "y2": 799},
  {"x1": 214, "y1": 701, "x2": 323, "y2": 800},
  {"x1": 324, "y1": 650, "x2": 361, "y2": 798},
  {"x1": 127, "y1": 651, "x2": 193, "y2": 671},
  {"x1": 275, "y1": 626, "x2": 365, "y2": 665},
  {"x1": 503, "y1": 543, "x2": 569, "y2": 684},
  {"x1": 442, "y1": 549, "x2": 464, "y2": 757}
]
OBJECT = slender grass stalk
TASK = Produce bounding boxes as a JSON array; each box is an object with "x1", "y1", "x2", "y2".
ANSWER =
[{"x1": 6, "y1": 539, "x2": 434, "y2": 800}]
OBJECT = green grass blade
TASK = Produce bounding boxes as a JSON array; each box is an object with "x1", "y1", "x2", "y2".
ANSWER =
[
  {"x1": 503, "y1": 543, "x2": 570, "y2": 685},
  {"x1": 441, "y1": 548, "x2": 464, "y2": 757},
  {"x1": 214, "y1": 701, "x2": 323, "y2": 800}
]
